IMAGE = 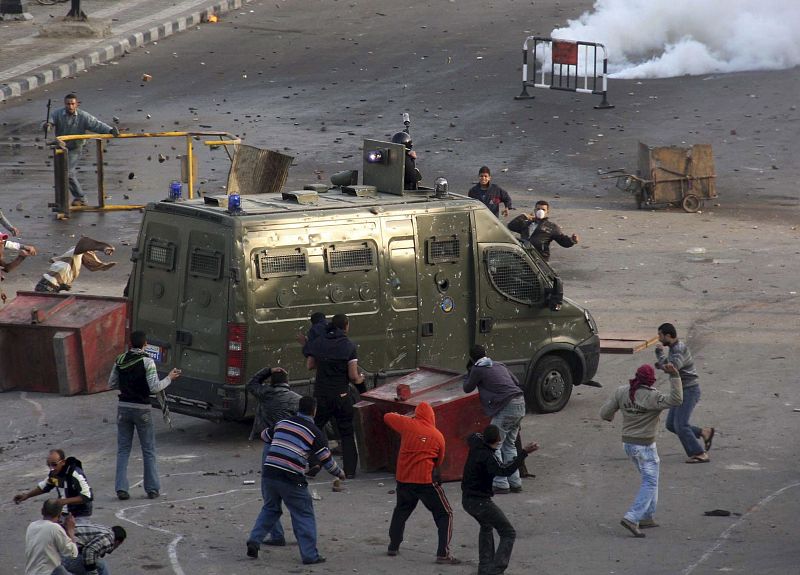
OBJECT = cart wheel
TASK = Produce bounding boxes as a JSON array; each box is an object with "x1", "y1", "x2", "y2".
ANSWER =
[{"x1": 682, "y1": 194, "x2": 700, "y2": 213}]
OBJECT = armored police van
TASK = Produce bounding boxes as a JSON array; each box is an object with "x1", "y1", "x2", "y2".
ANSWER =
[{"x1": 128, "y1": 139, "x2": 599, "y2": 421}]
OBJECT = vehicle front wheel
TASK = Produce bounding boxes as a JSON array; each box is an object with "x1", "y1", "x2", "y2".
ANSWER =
[{"x1": 526, "y1": 356, "x2": 573, "y2": 413}]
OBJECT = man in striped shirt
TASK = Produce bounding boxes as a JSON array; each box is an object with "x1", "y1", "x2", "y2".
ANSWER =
[
  {"x1": 246, "y1": 396, "x2": 346, "y2": 565},
  {"x1": 62, "y1": 522, "x2": 126, "y2": 575}
]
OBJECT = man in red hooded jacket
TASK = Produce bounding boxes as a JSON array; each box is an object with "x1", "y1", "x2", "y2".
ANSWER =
[{"x1": 384, "y1": 402, "x2": 459, "y2": 565}]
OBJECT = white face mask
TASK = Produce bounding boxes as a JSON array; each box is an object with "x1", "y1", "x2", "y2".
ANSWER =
[{"x1": 535, "y1": 209, "x2": 546, "y2": 220}]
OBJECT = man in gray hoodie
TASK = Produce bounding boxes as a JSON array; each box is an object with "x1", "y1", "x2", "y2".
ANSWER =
[
  {"x1": 463, "y1": 345, "x2": 526, "y2": 494},
  {"x1": 600, "y1": 363, "x2": 682, "y2": 538},
  {"x1": 46, "y1": 94, "x2": 118, "y2": 206}
]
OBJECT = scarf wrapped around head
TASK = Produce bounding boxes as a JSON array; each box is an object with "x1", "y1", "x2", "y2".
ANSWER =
[{"x1": 629, "y1": 364, "x2": 656, "y2": 403}]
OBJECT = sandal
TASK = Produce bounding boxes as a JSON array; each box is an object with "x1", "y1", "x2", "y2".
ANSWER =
[
  {"x1": 704, "y1": 428, "x2": 715, "y2": 452},
  {"x1": 686, "y1": 454, "x2": 710, "y2": 464}
]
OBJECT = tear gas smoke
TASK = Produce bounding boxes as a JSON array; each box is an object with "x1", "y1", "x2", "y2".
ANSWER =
[{"x1": 550, "y1": 0, "x2": 800, "y2": 79}]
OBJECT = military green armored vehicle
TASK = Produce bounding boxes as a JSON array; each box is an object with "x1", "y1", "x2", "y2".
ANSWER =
[{"x1": 128, "y1": 139, "x2": 599, "y2": 421}]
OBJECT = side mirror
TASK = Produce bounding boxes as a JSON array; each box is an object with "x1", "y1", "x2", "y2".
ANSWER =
[{"x1": 546, "y1": 276, "x2": 563, "y2": 311}]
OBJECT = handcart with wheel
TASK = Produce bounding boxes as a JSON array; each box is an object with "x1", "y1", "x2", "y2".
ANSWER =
[{"x1": 603, "y1": 142, "x2": 717, "y2": 212}]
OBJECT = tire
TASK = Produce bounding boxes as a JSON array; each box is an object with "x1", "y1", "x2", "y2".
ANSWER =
[
  {"x1": 682, "y1": 194, "x2": 700, "y2": 213},
  {"x1": 525, "y1": 355, "x2": 573, "y2": 413}
]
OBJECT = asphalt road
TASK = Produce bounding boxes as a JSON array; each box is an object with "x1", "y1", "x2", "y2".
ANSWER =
[{"x1": 1, "y1": 1, "x2": 799, "y2": 574}]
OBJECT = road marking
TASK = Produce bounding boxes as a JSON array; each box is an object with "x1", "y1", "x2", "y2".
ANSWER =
[
  {"x1": 681, "y1": 480, "x2": 800, "y2": 575},
  {"x1": 115, "y1": 474, "x2": 395, "y2": 574},
  {"x1": 18, "y1": 392, "x2": 46, "y2": 426}
]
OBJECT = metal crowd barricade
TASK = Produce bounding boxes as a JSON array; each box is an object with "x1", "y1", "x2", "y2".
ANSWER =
[
  {"x1": 50, "y1": 131, "x2": 240, "y2": 219},
  {"x1": 515, "y1": 36, "x2": 614, "y2": 109}
]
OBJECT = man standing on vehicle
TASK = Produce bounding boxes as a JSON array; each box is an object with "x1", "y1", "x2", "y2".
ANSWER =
[
  {"x1": 463, "y1": 345, "x2": 527, "y2": 494},
  {"x1": 468, "y1": 166, "x2": 512, "y2": 218},
  {"x1": 655, "y1": 323, "x2": 714, "y2": 464},
  {"x1": 600, "y1": 363, "x2": 683, "y2": 537},
  {"x1": 507, "y1": 200, "x2": 579, "y2": 261},
  {"x1": 384, "y1": 402, "x2": 459, "y2": 565},
  {"x1": 13, "y1": 449, "x2": 94, "y2": 521},
  {"x1": 246, "y1": 396, "x2": 346, "y2": 564},
  {"x1": 45, "y1": 93, "x2": 119, "y2": 207},
  {"x1": 108, "y1": 330, "x2": 181, "y2": 500},
  {"x1": 246, "y1": 365, "x2": 300, "y2": 546},
  {"x1": 305, "y1": 313, "x2": 365, "y2": 478},
  {"x1": 25, "y1": 499, "x2": 78, "y2": 575}
]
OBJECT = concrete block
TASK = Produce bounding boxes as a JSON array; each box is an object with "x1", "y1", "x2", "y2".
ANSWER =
[{"x1": 38, "y1": 17, "x2": 111, "y2": 39}]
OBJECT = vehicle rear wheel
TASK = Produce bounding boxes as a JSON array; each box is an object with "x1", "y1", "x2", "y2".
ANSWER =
[
  {"x1": 526, "y1": 356, "x2": 573, "y2": 413},
  {"x1": 682, "y1": 194, "x2": 700, "y2": 213}
]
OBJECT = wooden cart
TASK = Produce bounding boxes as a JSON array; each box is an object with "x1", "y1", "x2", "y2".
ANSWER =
[{"x1": 605, "y1": 143, "x2": 717, "y2": 212}]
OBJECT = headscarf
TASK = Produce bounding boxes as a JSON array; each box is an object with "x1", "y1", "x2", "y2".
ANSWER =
[{"x1": 628, "y1": 364, "x2": 656, "y2": 404}]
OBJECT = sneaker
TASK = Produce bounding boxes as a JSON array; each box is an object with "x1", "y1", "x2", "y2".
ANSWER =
[
  {"x1": 387, "y1": 547, "x2": 399, "y2": 557},
  {"x1": 147, "y1": 490, "x2": 160, "y2": 499},
  {"x1": 116, "y1": 490, "x2": 130, "y2": 501},
  {"x1": 262, "y1": 538, "x2": 286, "y2": 546},
  {"x1": 435, "y1": 555, "x2": 462, "y2": 565},
  {"x1": 71, "y1": 198, "x2": 87, "y2": 207},
  {"x1": 246, "y1": 542, "x2": 259, "y2": 559},
  {"x1": 639, "y1": 518, "x2": 659, "y2": 528},
  {"x1": 620, "y1": 518, "x2": 645, "y2": 538},
  {"x1": 510, "y1": 485, "x2": 523, "y2": 493},
  {"x1": 303, "y1": 556, "x2": 326, "y2": 565},
  {"x1": 493, "y1": 486, "x2": 511, "y2": 495}
]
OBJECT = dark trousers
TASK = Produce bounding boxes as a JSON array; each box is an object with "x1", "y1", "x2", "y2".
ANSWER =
[
  {"x1": 462, "y1": 495, "x2": 516, "y2": 575},
  {"x1": 314, "y1": 392, "x2": 358, "y2": 477},
  {"x1": 389, "y1": 482, "x2": 453, "y2": 558}
]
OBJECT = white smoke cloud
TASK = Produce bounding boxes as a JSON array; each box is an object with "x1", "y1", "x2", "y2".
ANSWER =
[{"x1": 550, "y1": 0, "x2": 800, "y2": 79}]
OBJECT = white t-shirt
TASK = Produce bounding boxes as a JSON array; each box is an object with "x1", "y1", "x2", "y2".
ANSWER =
[{"x1": 25, "y1": 519, "x2": 78, "y2": 575}]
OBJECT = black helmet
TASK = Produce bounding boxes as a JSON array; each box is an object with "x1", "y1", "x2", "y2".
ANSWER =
[{"x1": 391, "y1": 131, "x2": 412, "y2": 148}]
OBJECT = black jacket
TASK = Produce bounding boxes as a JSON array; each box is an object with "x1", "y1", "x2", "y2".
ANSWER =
[
  {"x1": 461, "y1": 433, "x2": 527, "y2": 498},
  {"x1": 507, "y1": 215, "x2": 575, "y2": 260},
  {"x1": 468, "y1": 183, "x2": 513, "y2": 217},
  {"x1": 305, "y1": 328, "x2": 358, "y2": 396},
  {"x1": 246, "y1": 367, "x2": 301, "y2": 440},
  {"x1": 41, "y1": 456, "x2": 93, "y2": 517}
]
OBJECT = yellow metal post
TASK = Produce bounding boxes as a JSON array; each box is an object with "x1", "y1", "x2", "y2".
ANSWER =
[{"x1": 186, "y1": 135, "x2": 194, "y2": 199}]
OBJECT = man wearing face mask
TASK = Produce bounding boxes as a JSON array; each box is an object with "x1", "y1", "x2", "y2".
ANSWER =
[{"x1": 507, "y1": 200, "x2": 579, "y2": 261}]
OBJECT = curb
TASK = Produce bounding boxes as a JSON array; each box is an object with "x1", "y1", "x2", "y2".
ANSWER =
[{"x1": 0, "y1": 0, "x2": 248, "y2": 103}]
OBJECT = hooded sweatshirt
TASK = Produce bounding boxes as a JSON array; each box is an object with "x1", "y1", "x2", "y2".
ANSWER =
[
  {"x1": 461, "y1": 433, "x2": 528, "y2": 498},
  {"x1": 463, "y1": 357, "x2": 524, "y2": 417},
  {"x1": 384, "y1": 402, "x2": 445, "y2": 484}
]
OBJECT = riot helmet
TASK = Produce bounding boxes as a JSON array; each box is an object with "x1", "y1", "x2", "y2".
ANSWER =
[{"x1": 391, "y1": 131, "x2": 413, "y2": 149}]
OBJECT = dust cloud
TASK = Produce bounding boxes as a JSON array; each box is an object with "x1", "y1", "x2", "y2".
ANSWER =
[{"x1": 550, "y1": 0, "x2": 800, "y2": 78}]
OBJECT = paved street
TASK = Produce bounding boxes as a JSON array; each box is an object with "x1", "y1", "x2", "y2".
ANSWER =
[{"x1": 1, "y1": 0, "x2": 798, "y2": 573}]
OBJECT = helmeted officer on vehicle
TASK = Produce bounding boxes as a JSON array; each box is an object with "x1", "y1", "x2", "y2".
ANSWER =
[{"x1": 392, "y1": 131, "x2": 420, "y2": 190}]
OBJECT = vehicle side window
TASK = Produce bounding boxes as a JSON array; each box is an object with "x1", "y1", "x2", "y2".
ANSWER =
[
  {"x1": 256, "y1": 247, "x2": 309, "y2": 279},
  {"x1": 325, "y1": 241, "x2": 376, "y2": 273},
  {"x1": 426, "y1": 236, "x2": 460, "y2": 264},
  {"x1": 146, "y1": 238, "x2": 176, "y2": 271},
  {"x1": 485, "y1": 248, "x2": 543, "y2": 304}
]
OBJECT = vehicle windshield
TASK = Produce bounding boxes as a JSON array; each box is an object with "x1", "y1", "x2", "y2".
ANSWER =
[{"x1": 521, "y1": 240, "x2": 557, "y2": 281}]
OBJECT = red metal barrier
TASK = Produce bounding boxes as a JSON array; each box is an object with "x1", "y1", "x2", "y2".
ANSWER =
[
  {"x1": 354, "y1": 367, "x2": 489, "y2": 482},
  {"x1": 0, "y1": 292, "x2": 127, "y2": 395}
]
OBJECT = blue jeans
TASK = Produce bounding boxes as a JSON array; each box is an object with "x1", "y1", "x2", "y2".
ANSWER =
[
  {"x1": 491, "y1": 396, "x2": 526, "y2": 489},
  {"x1": 665, "y1": 385, "x2": 704, "y2": 457},
  {"x1": 260, "y1": 443, "x2": 285, "y2": 543},
  {"x1": 247, "y1": 475, "x2": 320, "y2": 563},
  {"x1": 623, "y1": 443, "x2": 659, "y2": 523},
  {"x1": 62, "y1": 556, "x2": 108, "y2": 574},
  {"x1": 115, "y1": 406, "x2": 160, "y2": 494},
  {"x1": 67, "y1": 147, "x2": 85, "y2": 200}
]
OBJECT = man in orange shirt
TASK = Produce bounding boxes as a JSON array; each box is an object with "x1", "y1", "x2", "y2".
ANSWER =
[{"x1": 384, "y1": 402, "x2": 459, "y2": 565}]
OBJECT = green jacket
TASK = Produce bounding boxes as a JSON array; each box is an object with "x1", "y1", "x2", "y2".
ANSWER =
[{"x1": 600, "y1": 375, "x2": 683, "y2": 445}]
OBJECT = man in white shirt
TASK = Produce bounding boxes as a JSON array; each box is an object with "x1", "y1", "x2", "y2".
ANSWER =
[{"x1": 25, "y1": 499, "x2": 78, "y2": 575}]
